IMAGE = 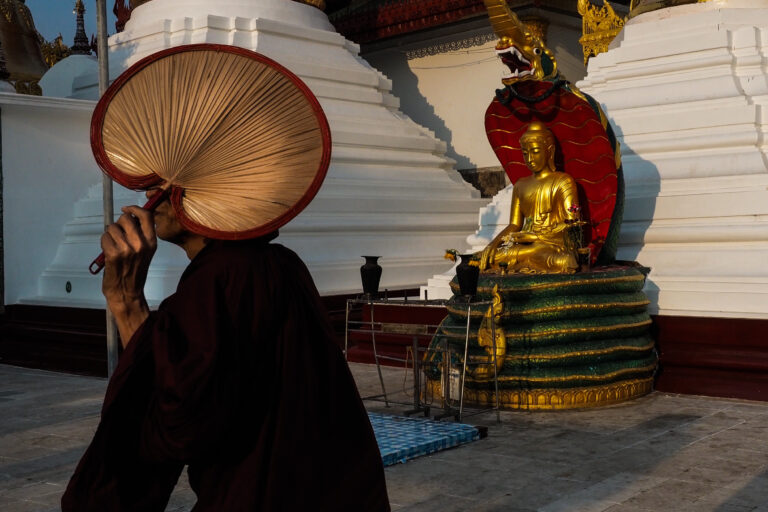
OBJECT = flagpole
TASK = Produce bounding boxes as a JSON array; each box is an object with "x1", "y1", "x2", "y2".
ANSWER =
[{"x1": 95, "y1": 0, "x2": 118, "y2": 377}]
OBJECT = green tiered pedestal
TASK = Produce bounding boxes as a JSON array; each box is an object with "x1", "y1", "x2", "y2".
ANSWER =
[{"x1": 425, "y1": 265, "x2": 658, "y2": 410}]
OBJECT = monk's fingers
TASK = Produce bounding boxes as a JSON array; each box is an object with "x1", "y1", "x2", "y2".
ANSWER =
[
  {"x1": 103, "y1": 224, "x2": 134, "y2": 261},
  {"x1": 100, "y1": 230, "x2": 119, "y2": 255},
  {"x1": 116, "y1": 211, "x2": 153, "y2": 252},
  {"x1": 121, "y1": 206, "x2": 156, "y2": 246}
]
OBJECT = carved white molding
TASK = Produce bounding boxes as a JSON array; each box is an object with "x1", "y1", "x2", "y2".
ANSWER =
[{"x1": 405, "y1": 32, "x2": 496, "y2": 60}]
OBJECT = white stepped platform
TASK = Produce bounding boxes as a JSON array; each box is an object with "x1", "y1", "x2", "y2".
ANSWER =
[
  {"x1": 420, "y1": 185, "x2": 513, "y2": 300},
  {"x1": 23, "y1": 0, "x2": 488, "y2": 306},
  {"x1": 576, "y1": 1, "x2": 768, "y2": 318}
]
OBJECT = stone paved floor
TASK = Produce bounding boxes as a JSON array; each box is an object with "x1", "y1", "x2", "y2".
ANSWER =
[{"x1": 1, "y1": 363, "x2": 768, "y2": 511}]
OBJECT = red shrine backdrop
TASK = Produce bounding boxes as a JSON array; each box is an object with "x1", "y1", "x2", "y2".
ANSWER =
[{"x1": 485, "y1": 82, "x2": 619, "y2": 264}]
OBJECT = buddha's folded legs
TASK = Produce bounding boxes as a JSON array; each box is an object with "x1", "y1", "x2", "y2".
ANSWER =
[{"x1": 492, "y1": 242, "x2": 578, "y2": 274}]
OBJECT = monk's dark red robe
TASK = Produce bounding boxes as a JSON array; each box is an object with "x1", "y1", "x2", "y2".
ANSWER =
[{"x1": 62, "y1": 236, "x2": 390, "y2": 511}]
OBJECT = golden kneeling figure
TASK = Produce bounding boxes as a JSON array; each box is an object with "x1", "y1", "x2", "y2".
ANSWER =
[{"x1": 479, "y1": 122, "x2": 580, "y2": 274}]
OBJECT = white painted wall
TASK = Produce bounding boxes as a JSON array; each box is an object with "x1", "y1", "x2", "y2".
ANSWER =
[
  {"x1": 0, "y1": 94, "x2": 100, "y2": 305},
  {"x1": 363, "y1": 11, "x2": 586, "y2": 171}
]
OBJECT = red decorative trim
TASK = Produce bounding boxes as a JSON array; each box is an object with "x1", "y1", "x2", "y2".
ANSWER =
[
  {"x1": 332, "y1": 0, "x2": 487, "y2": 44},
  {"x1": 91, "y1": 44, "x2": 332, "y2": 240}
]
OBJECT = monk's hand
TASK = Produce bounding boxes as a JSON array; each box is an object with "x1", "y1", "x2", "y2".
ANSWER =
[{"x1": 101, "y1": 206, "x2": 156, "y2": 345}]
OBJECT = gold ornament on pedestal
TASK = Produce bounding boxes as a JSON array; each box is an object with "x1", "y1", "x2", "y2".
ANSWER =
[
  {"x1": 577, "y1": 0, "x2": 626, "y2": 64},
  {"x1": 579, "y1": 0, "x2": 711, "y2": 63}
]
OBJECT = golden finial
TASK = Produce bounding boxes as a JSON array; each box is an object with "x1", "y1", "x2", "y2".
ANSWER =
[
  {"x1": 294, "y1": 0, "x2": 326, "y2": 11},
  {"x1": 578, "y1": 0, "x2": 625, "y2": 64},
  {"x1": 40, "y1": 34, "x2": 71, "y2": 68}
]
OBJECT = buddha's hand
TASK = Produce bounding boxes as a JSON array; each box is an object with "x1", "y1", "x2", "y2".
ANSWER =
[
  {"x1": 479, "y1": 240, "x2": 500, "y2": 271},
  {"x1": 500, "y1": 233, "x2": 514, "y2": 245},
  {"x1": 509, "y1": 231, "x2": 538, "y2": 244}
]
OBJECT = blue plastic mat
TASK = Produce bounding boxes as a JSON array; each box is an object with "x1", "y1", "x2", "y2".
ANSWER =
[{"x1": 369, "y1": 412, "x2": 480, "y2": 466}]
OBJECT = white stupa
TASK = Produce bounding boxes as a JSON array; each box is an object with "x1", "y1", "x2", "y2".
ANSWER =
[
  {"x1": 577, "y1": 0, "x2": 768, "y2": 318},
  {"x1": 8, "y1": 0, "x2": 487, "y2": 306}
]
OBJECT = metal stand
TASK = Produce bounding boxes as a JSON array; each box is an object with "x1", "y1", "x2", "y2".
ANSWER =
[
  {"x1": 344, "y1": 297, "x2": 438, "y2": 415},
  {"x1": 403, "y1": 336, "x2": 430, "y2": 417},
  {"x1": 344, "y1": 296, "x2": 500, "y2": 423},
  {"x1": 434, "y1": 296, "x2": 501, "y2": 423},
  {"x1": 369, "y1": 298, "x2": 390, "y2": 407}
]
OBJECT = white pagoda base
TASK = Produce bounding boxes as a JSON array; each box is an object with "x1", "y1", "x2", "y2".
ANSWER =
[
  {"x1": 19, "y1": 0, "x2": 488, "y2": 306},
  {"x1": 576, "y1": 1, "x2": 768, "y2": 319}
]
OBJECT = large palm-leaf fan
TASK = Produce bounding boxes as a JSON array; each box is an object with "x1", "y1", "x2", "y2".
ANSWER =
[{"x1": 89, "y1": 44, "x2": 331, "y2": 273}]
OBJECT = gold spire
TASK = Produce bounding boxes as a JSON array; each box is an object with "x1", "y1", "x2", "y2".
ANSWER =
[
  {"x1": 294, "y1": 0, "x2": 326, "y2": 11},
  {"x1": 577, "y1": 0, "x2": 625, "y2": 64},
  {"x1": 40, "y1": 34, "x2": 71, "y2": 68},
  {"x1": 71, "y1": 0, "x2": 91, "y2": 55}
]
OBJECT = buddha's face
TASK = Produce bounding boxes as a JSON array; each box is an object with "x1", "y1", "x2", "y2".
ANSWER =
[{"x1": 521, "y1": 139, "x2": 552, "y2": 173}]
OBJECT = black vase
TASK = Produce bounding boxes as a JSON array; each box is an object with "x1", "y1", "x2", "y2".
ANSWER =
[
  {"x1": 456, "y1": 254, "x2": 479, "y2": 298},
  {"x1": 360, "y1": 256, "x2": 382, "y2": 297}
]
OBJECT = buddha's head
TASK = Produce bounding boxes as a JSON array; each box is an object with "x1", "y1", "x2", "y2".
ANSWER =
[{"x1": 519, "y1": 122, "x2": 556, "y2": 174}]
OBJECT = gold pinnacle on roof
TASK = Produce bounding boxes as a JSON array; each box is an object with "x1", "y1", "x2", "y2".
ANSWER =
[
  {"x1": 40, "y1": 34, "x2": 71, "y2": 68},
  {"x1": 577, "y1": 0, "x2": 625, "y2": 64},
  {"x1": 294, "y1": 0, "x2": 326, "y2": 11}
]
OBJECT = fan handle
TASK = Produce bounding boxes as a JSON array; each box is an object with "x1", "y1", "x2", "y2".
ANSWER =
[{"x1": 88, "y1": 188, "x2": 170, "y2": 275}]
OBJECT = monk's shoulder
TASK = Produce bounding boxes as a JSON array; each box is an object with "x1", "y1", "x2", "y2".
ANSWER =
[{"x1": 196, "y1": 241, "x2": 305, "y2": 280}]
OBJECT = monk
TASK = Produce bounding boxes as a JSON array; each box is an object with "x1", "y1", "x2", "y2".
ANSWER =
[{"x1": 62, "y1": 188, "x2": 390, "y2": 511}]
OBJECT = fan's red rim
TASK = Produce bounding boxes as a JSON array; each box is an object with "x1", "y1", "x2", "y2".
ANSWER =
[{"x1": 91, "y1": 43, "x2": 332, "y2": 240}]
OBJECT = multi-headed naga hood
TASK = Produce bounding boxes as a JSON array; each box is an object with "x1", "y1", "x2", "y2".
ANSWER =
[
  {"x1": 483, "y1": 0, "x2": 625, "y2": 266},
  {"x1": 485, "y1": 0, "x2": 558, "y2": 84}
]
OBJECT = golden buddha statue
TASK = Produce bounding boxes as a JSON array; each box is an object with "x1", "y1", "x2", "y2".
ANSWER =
[{"x1": 478, "y1": 122, "x2": 581, "y2": 274}]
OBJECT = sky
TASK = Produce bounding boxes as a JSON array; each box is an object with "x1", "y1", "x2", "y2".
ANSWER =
[{"x1": 26, "y1": 0, "x2": 119, "y2": 45}]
